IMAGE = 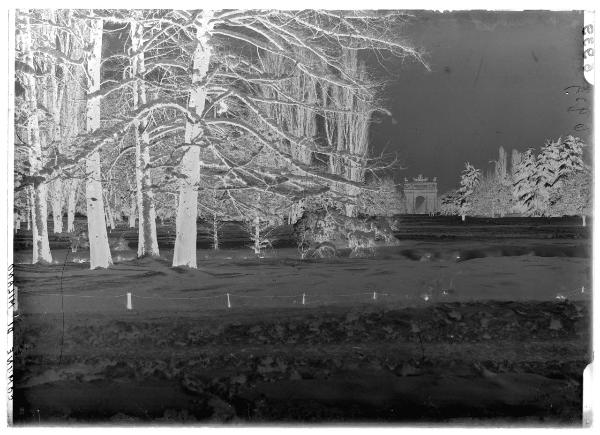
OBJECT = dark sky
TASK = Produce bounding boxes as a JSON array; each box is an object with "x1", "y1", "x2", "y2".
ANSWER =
[{"x1": 370, "y1": 11, "x2": 591, "y2": 193}]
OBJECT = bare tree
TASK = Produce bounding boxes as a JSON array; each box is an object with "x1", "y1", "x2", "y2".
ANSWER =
[
  {"x1": 163, "y1": 9, "x2": 426, "y2": 266},
  {"x1": 83, "y1": 13, "x2": 113, "y2": 268},
  {"x1": 19, "y1": 9, "x2": 426, "y2": 270},
  {"x1": 130, "y1": 12, "x2": 160, "y2": 257},
  {"x1": 15, "y1": 10, "x2": 52, "y2": 264}
]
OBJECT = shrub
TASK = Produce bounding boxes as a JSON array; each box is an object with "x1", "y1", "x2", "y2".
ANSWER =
[{"x1": 293, "y1": 208, "x2": 398, "y2": 258}]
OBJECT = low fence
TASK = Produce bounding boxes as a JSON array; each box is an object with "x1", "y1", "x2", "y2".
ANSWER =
[
  {"x1": 15, "y1": 288, "x2": 391, "y2": 313},
  {"x1": 13, "y1": 285, "x2": 587, "y2": 315}
]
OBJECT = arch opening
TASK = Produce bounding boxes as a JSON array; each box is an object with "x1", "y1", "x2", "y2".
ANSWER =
[{"x1": 415, "y1": 196, "x2": 426, "y2": 214}]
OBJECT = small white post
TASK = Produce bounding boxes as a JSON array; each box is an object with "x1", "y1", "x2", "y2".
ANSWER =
[
  {"x1": 302, "y1": 293, "x2": 306, "y2": 305},
  {"x1": 373, "y1": 291, "x2": 377, "y2": 301},
  {"x1": 126, "y1": 292, "x2": 132, "y2": 310},
  {"x1": 227, "y1": 293, "x2": 231, "y2": 309}
]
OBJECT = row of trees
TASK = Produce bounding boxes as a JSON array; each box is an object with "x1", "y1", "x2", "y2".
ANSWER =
[
  {"x1": 14, "y1": 9, "x2": 423, "y2": 268},
  {"x1": 440, "y1": 137, "x2": 591, "y2": 224}
]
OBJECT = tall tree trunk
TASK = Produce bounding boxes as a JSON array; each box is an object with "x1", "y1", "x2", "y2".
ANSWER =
[
  {"x1": 136, "y1": 130, "x2": 159, "y2": 255},
  {"x1": 30, "y1": 185, "x2": 52, "y2": 263},
  {"x1": 26, "y1": 192, "x2": 31, "y2": 231},
  {"x1": 173, "y1": 145, "x2": 201, "y2": 267},
  {"x1": 64, "y1": 15, "x2": 84, "y2": 235},
  {"x1": 105, "y1": 192, "x2": 115, "y2": 231},
  {"x1": 66, "y1": 179, "x2": 78, "y2": 232},
  {"x1": 173, "y1": 12, "x2": 214, "y2": 268},
  {"x1": 50, "y1": 183, "x2": 63, "y2": 233},
  {"x1": 51, "y1": 200, "x2": 63, "y2": 233},
  {"x1": 253, "y1": 216, "x2": 261, "y2": 254},
  {"x1": 212, "y1": 214, "x2": 219, "y2": 250},
  {"x1": 131, "y1": 16, "x2": 159, "y2": 258},
  {"x1": 17, "y1": 12, "x2": 52, "y2": 264},
  {"x1": 582, "y1": 215, "x2": 586, "y2": 227},
  {"x1": 129, "y1": 193, "x2": 137, "y2": 228},
  {"x1": 84, "y1": 15, "x2": 112, "y2": 269},
  {"x1": 47, "y1": 23, "x2": 65, "y2": 235}
]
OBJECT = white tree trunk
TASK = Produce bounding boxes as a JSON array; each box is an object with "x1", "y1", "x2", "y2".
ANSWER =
[
  {"x1": 84, "y1": 15, "x2": 112, "y2": 269},
  {"x1": 582, "y1": 215, "x2": 587, "y2": 227},
  {"x1": 173, "y1": 146, "x2": 201, "y2": 267},
  {"x1": 64, "y1": 16, "x2": 84, "y2": 235},
  {"x1": 52, "y1": 202, "x2": 63, "y2": 233},
  {"x1": 86, "y1": 152, "x2": 112, "y2": 268},
  {"x1": 47, "y1": 25, "x2": 65, "y2": 235},
  {"x1": 136, "y1": 142, "x2": 159, "y2": 256},
  {"x1": 50, "y1": 182, "x2": 63, "y2": 233},
  {"x1": 18, "y1": 13, "x2": 52, "y2": 264},
  {"x1": 213, "y1": 214, "x2": 219, "y2": 250},
  {"x1": 30, "y1": 185, "x2": 52, "y2": 264},
  {"x1": 26, "y1": 194, "x2": 31, "y2": 231},
  {"x1": 66, "y1": 179, "x2": 78, "y2": 232},
  {"x1": 173, "y1": 13, "x2": 214, "y2": 268},
  {"x1": 129, "y1": 193, "x2": 136, "y2": 228},
  {"x1": 131, "y1": 16, "x2": 159, "y2": 258},
  {"x1": 461, "y1": 214, "x2": 466, "y2": 222},
  {"x1": 254, "y1": 216, "x2": 261, "y2": 254},
  {"x1": 105, "y1": 194, "x2": 116, "y2": 231}
]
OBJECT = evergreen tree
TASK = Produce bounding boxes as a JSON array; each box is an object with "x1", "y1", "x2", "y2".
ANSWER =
[
  {"x1": 532, "y1": 136, "x2": 586, "y2": 216},
  {"x1": 457, "y1": 162, "x2": 481, "y2": 220},
  {"x1": 513, "y1": 149, "x2": 540, "y2": 215},
  {"x1": 559, "y1": 136, "x2": 585, "y2": 176},
  {"x1": 439, "y1": 190, "x2": 461, "y2": 216},
  {"x1": 535, "y1": 139, "x2": 563, "y2": 212},
  {"x1": 548, "y1": 168, "x2": 591, "y2": 226}
]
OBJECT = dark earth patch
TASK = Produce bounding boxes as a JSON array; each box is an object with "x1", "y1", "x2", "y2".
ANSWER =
[{"x1": 13, "y1": 300, "x2": 590, "y2": 424}]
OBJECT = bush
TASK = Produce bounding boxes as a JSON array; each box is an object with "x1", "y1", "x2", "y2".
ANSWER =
[{"x1": 293, "y1": 208, "x2": 398, "y2": 258}]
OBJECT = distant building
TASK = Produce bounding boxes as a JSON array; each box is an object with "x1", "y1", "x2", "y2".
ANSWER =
[{"x1": 403, "y1": 175, "x2": 439, "y2": 214}]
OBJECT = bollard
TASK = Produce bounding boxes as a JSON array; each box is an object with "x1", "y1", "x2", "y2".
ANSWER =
[
  {"x1": 227, "y1": 293, "x2": 231, "y2": 309},
  {"x1": 302, "y1": 293, "x2": 306, "y2": 305},
  {"x1": 126, "y1": 292, "x2": 132, "y2": 310},
  {"x1": 373, "y1": 291, "x2": 377, "y2": 301}
]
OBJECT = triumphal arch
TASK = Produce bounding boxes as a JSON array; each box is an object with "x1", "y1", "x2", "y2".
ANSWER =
[{"x1": 404, "y1": 175, "x2": 438, "y2": 214}]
